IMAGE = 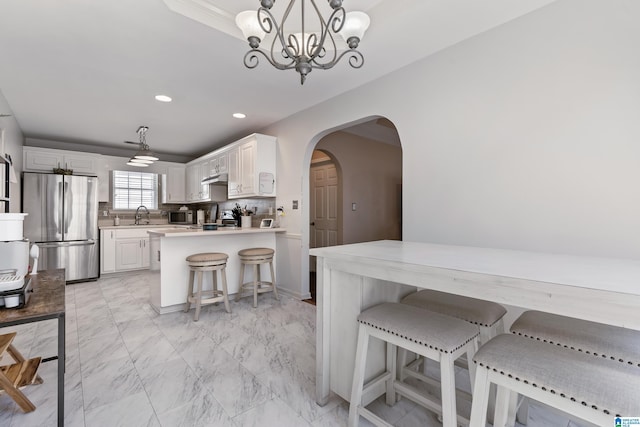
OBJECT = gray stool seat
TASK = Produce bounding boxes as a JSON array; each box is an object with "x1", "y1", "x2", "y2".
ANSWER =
[
  {"x1": 470, "y1": 334, "x2": 640, "y2": 426},
  {"x1": 402, "y1": 289, "x2": 507, "y2": 328},
  {"x1": 511, "y1": 310, "x2": 640, "y2": 367},
  {"x1": 236, "y1": 247, "x2": 278, "y2": 307},
  {"x1": 358, "y1": 302, "x2": 480, "y2": 352},
  {"x1": 349, "y1": 303, "x2": 479, "y2": 427},
  {"x1": 184, "y1": 252, "x2": 230, "y2": 321}
]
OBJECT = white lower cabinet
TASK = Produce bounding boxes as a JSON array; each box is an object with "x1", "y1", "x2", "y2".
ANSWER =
[{"x1": 101, "y1": 228, "x2": 151, "y2": 274}]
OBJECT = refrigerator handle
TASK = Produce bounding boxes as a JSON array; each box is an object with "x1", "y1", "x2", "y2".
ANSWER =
[
  {"x1": 38, "y1": 240, "x2": 96, "y2": 248},
  {"x1": 57, "y1": 181, "x2": 64, "y2": 235},
  {"x1": 63, "y1": 181, "x2": 72, "y2": 235}
]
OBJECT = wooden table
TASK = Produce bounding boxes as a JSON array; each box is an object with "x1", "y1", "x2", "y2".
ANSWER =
[
  {"x1": 0, "y1": 269, "x2": 65, "y2": 426},
  {"x1": 310, "y1": 240, "x2": 640, "y2": 404}
]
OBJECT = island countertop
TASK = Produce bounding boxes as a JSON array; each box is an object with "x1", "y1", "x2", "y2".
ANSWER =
[{"x1": 147, "y1": 227, "x2": 285, "y2": 238}]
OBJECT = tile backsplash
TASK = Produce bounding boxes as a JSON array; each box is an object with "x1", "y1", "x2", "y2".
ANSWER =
[{"x1": 98, "y1": 198, "x2": 276, "y2": 227}]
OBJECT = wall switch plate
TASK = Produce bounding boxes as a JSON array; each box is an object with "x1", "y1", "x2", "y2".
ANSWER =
[
  {"x1": 352, "y1": 203, "x2": 357, "y2": 211},
  {"x1": 292, "y1": 200, "x2": 298, "y2": 209}
]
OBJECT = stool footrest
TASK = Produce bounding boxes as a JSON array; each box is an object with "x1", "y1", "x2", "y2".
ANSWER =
[{"x1": 0, "y1": 358, "x2": 42, "y2": 389}]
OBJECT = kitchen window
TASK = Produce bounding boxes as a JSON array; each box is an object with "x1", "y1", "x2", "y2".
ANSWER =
[{"x1": 112, "y1": 170, "x2": 158, "y2": 210}]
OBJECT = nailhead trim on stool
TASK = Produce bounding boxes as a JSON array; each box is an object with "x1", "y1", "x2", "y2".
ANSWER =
[
  {"x1": 349, "y1": 302, "x2": 479, "y2": 427},
  {"x1": 507, "y1": 310, "x2": 640, "y2": 425},
  {"x1": 511, "y1": 310, "x2": 640, "y2": 367},
  {"x1": 468, "y1": 334, "x2": 640, "y2": 427}
]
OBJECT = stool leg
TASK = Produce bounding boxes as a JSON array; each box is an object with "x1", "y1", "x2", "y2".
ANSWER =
[
  {"x1": 184, "y1": 269, "x2": 195, "y2": 313},
  {"x1": 516, "y1": 396, "x2": 529, "y2": 425},
  {"x1": 236, "y1": 262, "x2": 245, "y2": 302},
  {"x1": 221, "y1": 266, "x2": 231, "y2": 313},
  {"x1": 269, "y1": 259, "x2": 279, "y2": 300},
  {"x1": 440, "y1": 355, "x2": 457, "y2": 427},
  {"x1": 252, "y1": 264, "x2": 258, "y2": 308},
  {"x1": 494, "y1": 386, "x2": 518, "y2": 427},
  {"x1": 194, "y1": 270, "x2": 203, "y2": 321},
  {"x1": 212, "y1": 269, "x2": 219, "y2": 305},
  {"x1": 349, "y1": 325, "x2": 370, "y2": 427},
  {"x1": 466, "y1": 339, "x2": 478, "y2": 392},
  {"x1": 386, "y1": 343, "x2": 397, "y2": 405},
  {"x1": 469, "y1": 367, "x2": 491, "y2": 427}
]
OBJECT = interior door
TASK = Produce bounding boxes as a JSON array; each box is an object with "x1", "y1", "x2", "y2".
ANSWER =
[{"x1": 310, "y1": 161, "x2": 339, "y2": 250}]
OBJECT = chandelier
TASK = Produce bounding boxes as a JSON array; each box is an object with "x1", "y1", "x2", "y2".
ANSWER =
[
  {"x1": 126, "y1": 126, "x2": 159, "y2": 167},
  {"x1": 235, "y1": 0, "x2": 370, "y2": 84}
]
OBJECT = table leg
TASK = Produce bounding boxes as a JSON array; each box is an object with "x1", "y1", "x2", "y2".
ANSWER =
[{"x1": 57, "y1": 313, "x2": 65, "y2": 427}]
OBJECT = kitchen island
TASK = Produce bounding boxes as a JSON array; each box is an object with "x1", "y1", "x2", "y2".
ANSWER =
[
  {"x1": 310, "y1": 240, "x2": 640, "y2": 405},
  {"x1": 147, "y1": 227, "x2": 285, "y2": 313}
]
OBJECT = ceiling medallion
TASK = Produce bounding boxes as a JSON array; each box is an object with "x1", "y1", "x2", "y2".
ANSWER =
[{"x1": 236, "y1": 0, "x2": 370, "y2": 84}]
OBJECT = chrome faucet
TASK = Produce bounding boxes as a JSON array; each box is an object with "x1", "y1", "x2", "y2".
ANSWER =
[{"x1": 135, "y1": 205, "x2": 150, "y2": 225}]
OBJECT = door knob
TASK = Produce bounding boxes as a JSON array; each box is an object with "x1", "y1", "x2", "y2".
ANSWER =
[{"x1": 310, "y1": 222, "x2": 315, "y2": 226}]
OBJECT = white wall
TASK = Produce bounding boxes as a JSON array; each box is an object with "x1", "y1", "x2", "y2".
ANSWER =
[
  {"x1": 316, "y1": 131, "x2": 402, "y2": 244},
  {"x1": 0, "y1": 90, "x2": 24, "y2": 213},
  {"x1": 264, "y1": 0, "x2": 640, "y2": 297}
]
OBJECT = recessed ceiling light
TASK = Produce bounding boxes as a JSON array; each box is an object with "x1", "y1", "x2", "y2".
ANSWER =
[
  {"x1": 155, "y1": 95, "x2": 172, "y2": 103},
  {"x1": 233, "y1": 113, "x2": 246, "y2": 119}
]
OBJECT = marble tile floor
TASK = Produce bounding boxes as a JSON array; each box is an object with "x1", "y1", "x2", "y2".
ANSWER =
[{"x1": 0, "y1": 271, "x2": 591, "y2": 427}]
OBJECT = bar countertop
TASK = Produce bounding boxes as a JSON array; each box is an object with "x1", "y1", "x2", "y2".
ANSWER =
[{"x1": 0, "y1": 269, "x2": 65, "y2": 324}]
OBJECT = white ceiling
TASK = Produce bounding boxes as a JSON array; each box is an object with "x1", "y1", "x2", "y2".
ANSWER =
[{"x1": 0, "y1": 0, "x2": 557, "y2": 159}]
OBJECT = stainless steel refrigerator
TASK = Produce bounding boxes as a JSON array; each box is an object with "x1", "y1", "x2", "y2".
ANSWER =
[{"x1": 22, "y1": 172, "x2": 99, "y2": 282}]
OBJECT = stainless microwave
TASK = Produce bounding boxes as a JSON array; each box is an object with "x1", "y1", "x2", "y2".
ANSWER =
[{"x1": 168, "y1": 210, "x2": 194, "y2": 224}]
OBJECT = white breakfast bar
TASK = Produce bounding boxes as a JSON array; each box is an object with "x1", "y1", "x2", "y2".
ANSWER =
[
  {"x1": 147, "y1": 227, "x2": 285, "y2": 313},
  {"x1": 310, "y1": 240, "x2": 640, "y2": 405}
]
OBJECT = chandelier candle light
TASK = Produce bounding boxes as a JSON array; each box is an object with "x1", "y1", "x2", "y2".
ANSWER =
[{"x1": 236, "y1": 0, "x2": 370, "y2": 84}]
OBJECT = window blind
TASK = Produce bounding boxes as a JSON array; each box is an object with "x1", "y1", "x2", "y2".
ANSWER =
[{"x1": 113, "y1": 170, "x2": 158, "y2": 210}]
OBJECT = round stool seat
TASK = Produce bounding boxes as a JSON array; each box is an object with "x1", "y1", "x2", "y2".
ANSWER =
[
  {"x1": 238, "y1": 247, "x2": 274, "y2": 258},
  {"x1": 186, "y1": 252, "x2": 228, "y2": 266}
]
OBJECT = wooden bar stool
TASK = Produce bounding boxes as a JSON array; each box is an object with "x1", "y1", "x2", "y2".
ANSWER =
[
  {"x1": 236, "y1": 247, "x2": 278, "y2": 308},
  {"x1": 349, "y1": 302, "x2": 479, "y2": 427},
  {"x1": 469, "y1": 334, "x2": 640, "y2": 427},
  {"x1": 507, "y1": 310, "x2": 640, "y2": 424},
  {"x1": 184, "y1": 252, "x2": 231, "y2": 321},
  {"x1": 0, "y1": 332, "x2": 42, "y2": 413}
]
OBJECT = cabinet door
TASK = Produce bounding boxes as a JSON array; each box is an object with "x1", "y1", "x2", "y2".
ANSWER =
[
  {"x1": 239, "y1": 141, "x2": 256, "y2": 195},
  {"x1": 64, "y1": 153, "x2": 96, "y2": 174},
  {"x1": 227, "y1": 147, "x2": 240, "y2": 197},
  {"x1": 217, "y1": 152, "x2": 228, "y2": 174},
  {"x1": 24, "y1": 150, "x2": 62, "y2": 172},
  {"x1": 165, "y1": 166, "x2": 186, "y2": 203},
  {"x1": 115, "y1": 238, "x2": 143, "y2": 270},
  {"x1": 100, "y1": 229, "x2": 117, "y2": 274},
  {"x1": 199, "y1": 160, "x2": 209, "y2": 200},
  {"x1": 141, "y1": 238, "x2": 150, "y2": 268},
  {"x1": 185, "y1": 164, "x2": 198, "y2": 202}
]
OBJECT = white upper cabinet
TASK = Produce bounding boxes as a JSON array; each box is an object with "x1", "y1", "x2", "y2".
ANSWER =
[
  {"x1": 227, "y1": 134, "x2": 276, "y2": 199},
  {"x1": 162, "y1": 165, "x2": 186, "y2": 203},
  {"x1": 23, "y1": 146, "x2": 99, "y2": 175}
]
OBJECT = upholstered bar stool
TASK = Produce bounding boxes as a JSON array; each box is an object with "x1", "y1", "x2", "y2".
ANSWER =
[
  {"x1": 399, "y1": 289, "x2": 506, "y2": 379},
  {"x1": 469, "y1": 334, "x2": 640, "y2": 427},
  {"x1": 349, "y1": 302, "x2": 479, "y2": 427},
  {"x1": 236, "y1": 247, "x2": 279, "y2": 308},
  {"x1": 507, "y1": 310, "x2": 640, "y2": 424},
  {"x1": 184, "y1": 252, "x2": 231, "y2": 321}
]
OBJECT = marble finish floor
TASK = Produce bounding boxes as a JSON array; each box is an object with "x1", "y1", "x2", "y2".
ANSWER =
[{"x1": 0, "y1": 271, "x2": 590, "y2": 426}]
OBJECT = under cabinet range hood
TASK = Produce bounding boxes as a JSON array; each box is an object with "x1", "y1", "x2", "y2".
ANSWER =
[{"x1": 201, "y1": 173, "x2": 228, "y2": 185}]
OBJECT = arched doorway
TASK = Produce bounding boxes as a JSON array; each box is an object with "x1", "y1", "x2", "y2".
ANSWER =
[{"x1": 305, "y1": 117, "x2": 402, "y2": 302}]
